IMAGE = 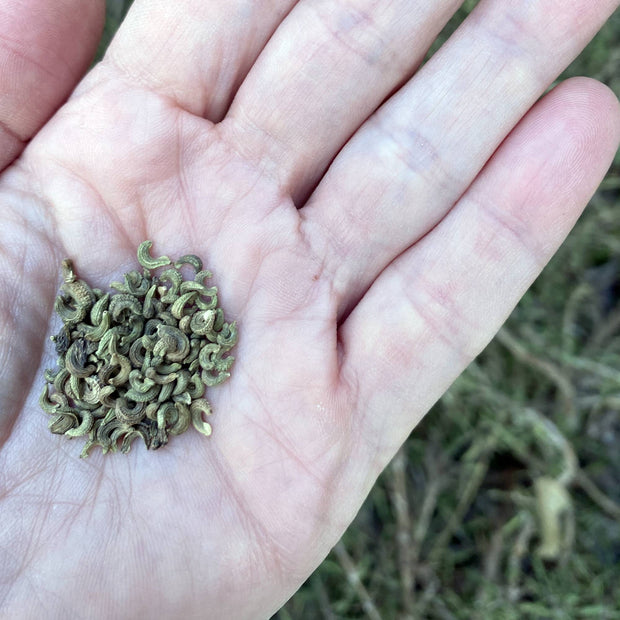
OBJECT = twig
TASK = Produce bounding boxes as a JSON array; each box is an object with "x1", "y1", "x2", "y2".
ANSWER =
[
  {"x1": 310, "y1": 574, "x2": 336, "y2": 620},
  {"x1": 587, "y1": 305, "x2": 620, "y2": 351},
  {"x1": 521, "y1": 407, "x2": 578, "y2": 487},
  {"x1": 550, "y1": 350, "x2": 620, "y2": 383},
  {"x1": 414, "y1": 566, "x2": 440, "y2": 619},
  {"x1": 507, "y1": 513, "x2": 535, "y2": 602},
  {"x1": 410, "y1": 460, "x2": 443, "y2": 594},
  {"x1": 562, "y1": 282, "x2": 595, "y2": 355},
  {"x1": 475, "y1": 524, "x2": 505, "y2": 608},
  {"x1": 496, "y1": 328, "x2": 577, "y2": 429},
  {"x1": 428, "y1": 435, "x2": 495, "y2": 564},
  {"x1": 333, "y1": 541, "x2": 383, "y2": 620},
  {"x1": 388, "y1": 446, "x2": 415, "y2": 616},
  {"x1": 575, "y1": 469, "x2": 620, "y2": 522}
]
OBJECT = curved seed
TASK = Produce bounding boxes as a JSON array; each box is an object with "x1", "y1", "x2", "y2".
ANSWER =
[
  {"x1": 54, "y1": 295, "x2": 86, "y2": 324},
  {"x1": 154, "y1": 325, "x2": 190, "y2": 362},
  {"x1": 147, "y1": 424, "x2": 169, "y2": 450},
  {"x1": 128, "y1": 369, "x2": 156, "y2": 393},
  {"x1": 156, "y1": 402, "x2": 178, "y2": 431},
  {"x1": 172, "y1": 370, "x2": 190, "y2": 395},
  {"x1": 144, "y1": 318, "x2": 163, "y2": 336},
  {"x1": 125, "y1": 385, "x2": 160, "y2": 403},
  {"x1": 99, "y1": 353, "x2": 130, "y2": 387},
  {"x1": 57, "y1": 261, "x2": 95, "y2": 323},
  {"x1": 61, "y1": 259, "x2": 77, "y2": 283},
  {"x1": 173, "y1": 391, "x2": 192, "y2": 406},
  {"x1": 186, "y1": 373, "x2": 204, "y2": 399},
  {"x1": 190, "y1": 310, "x2": 215, "y2": 336},
  {"x1": 157, "y1": 311, "x2": 177, "y2": 326},
  {"x1": 155, "y1": 362, "x2": 182, "y2": 374},
  {"x1": 216, "y1": 322, "x2": 238, "y2": 349},
  {"x1": 96, "y1": 330, "x2": 118, "y2": 359},
  {"x1": 109, "y1": 294, "x2": 142, "y2": 321},
  {"x1": 174, "y1": 254, "x2": 202, "y2": 273},
  {"x1": 49, "y1": 412, "x2": 78, "y2": 434},
  {"x1": 95, "y1": 417, "x2": 120, "y2": 453},
  {"x1": 137, "y1": 240, "x2": 171, "y2": 270},
  {"x1": 199, "y1": 343, "x2": 221, "y2": 371},
  {"x1": 158, "y1": 268, "x2": 183, "y2": 299},
  {"x1": 157, "y1": 382, "x2": 175, "y2": 403},
  {"x1": 142, "y1": 285, "x2": 159, "y2": 319},
  {"x1": 170, "y1": 402, "x2": 191, "y2": 435},
  {"x1": 179, "y1": 280, "x2": 207, "y2": 295},
  {"x1": 62, "y1": 279, "x2": 95, "y2": 311},
  {"x1": 51, "y1": 325, "x2": 72, "y2": 356},
  {"x1": 145, "y1": 403, "x2": 159, "y2": 421},
  {"x1": 178, "y1": 315, "x2": 192, "y2": 333},
  {"x1": 40, "y1": 384, "x2": 59, "y2": 414},
  {"x1": 115, "y1": 398, "x2": 146, "y2": 425},
  {"x1": 201, "y1": 369, "x2": 230, "y2": 387},
  {"x1": 128, "y1": 338, "x2": 146, "y2": 368},
  {"x1": 66, "y1": 340, "x2": 96, "y2": 378},
  {"x1": 121, "y1": 315, "x2": 144, "y2": 347},
  {"x1": 119, "y1": 429, "x2": 146, "y2": 454},
  {"x1": 125, "y1": 270, "x2": 151, "y2": 296},
  {"x1": 210, "y1": 343, "x2": 235, "y2": 373},
  {"x1": 80, "y1": 437, "x2": 105, "y2": 458},
  {"x1": 194, "y1": 270, "x2": 212, "y2": 285},
  {"x1": 50, "y1": 391, "x2": 70, "y2": 410},
  {"x1": 44, "y1": 368, "x2": 58, "y2": 385},
  {"x1": 190, "y1": 399, "x2": 212, "y2": 436},
  {"x1": 195, "y1": 287, "x2": 218, "y2": 311},
  {"x1": 65, "y1": 411, "x2": 94, "y2": 437},
  {"x1": 98, "y1": 386, "x2": 117, "y2": 408},
  {"x1": 145, "y1": 367, "x2": 178, "y2": 385},
  {"x1": 52, "y1": 367, "x2": 71, "y2": 392},
  {"x1": 170, "y1": 291, "x2": 197, "y2": 320},
  {"x1": 185, "y1": 339, "x2": 201, "y2": 365},
  {"x1": 83, "y1": 311, "x2": 111, "y2": 342},
  {"x1": 90, "y1": 293, "x2": 110, "y2": 325},
  {"x1": 82, "y1": 376, "x2": 104, "y2": 405}
]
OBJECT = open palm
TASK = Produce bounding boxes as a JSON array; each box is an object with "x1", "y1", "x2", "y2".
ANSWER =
[{"x1": 0, "y1": 1, "x2": 618, "y2": 618}]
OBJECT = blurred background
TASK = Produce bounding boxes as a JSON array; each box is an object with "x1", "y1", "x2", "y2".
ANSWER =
[{"x1": 101, "y1": 2, "x2": 620, "y2": 618}]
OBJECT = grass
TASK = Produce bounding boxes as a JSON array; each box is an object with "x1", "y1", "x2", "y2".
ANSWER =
[{"x1": 99, "y1": 2, "x2": 620, "y2": 618}]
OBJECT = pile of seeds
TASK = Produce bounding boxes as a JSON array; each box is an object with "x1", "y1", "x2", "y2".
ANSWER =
[{"x1": 40, "y1": 241, "x2": 237, "y2": 457}]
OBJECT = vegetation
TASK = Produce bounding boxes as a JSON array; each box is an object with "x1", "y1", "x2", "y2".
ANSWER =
[{"x1": 100, "y1": 2, "x2": 620, "y2": 618}]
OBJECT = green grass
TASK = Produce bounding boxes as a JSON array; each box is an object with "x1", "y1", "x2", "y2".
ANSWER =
[{"x1": 98, "y1": 3, "x2": 620, "y2": 618}]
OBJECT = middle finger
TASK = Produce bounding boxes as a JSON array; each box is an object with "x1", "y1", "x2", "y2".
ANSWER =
[{"x1": 224, "y1": 0, "x2": 464, "y2": 202}]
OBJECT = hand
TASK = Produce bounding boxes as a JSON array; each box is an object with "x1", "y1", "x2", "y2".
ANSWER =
[{"x1": 0, "y1": 1, "x2": 618, "y2": 617}]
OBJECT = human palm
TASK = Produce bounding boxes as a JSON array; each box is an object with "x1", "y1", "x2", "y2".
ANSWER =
[{"x1": 0, "y1": 1, "x2": 618, "y2": 618}]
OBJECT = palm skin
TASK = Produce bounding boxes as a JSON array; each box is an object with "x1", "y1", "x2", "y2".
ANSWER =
[
  {"x1": 0, "y1": 51, "x2": 371, "y2": 619},
  {"x1": 0, "y1": 2, "x2": 618, "y2": 619}
]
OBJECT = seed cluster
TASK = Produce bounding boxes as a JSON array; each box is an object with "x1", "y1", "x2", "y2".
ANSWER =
[{"x1": 40, "y1": 241, "x2": 237, "y2": 457}]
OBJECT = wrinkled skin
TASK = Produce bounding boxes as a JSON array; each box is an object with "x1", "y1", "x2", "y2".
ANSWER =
[{"x1": 0, "y1": 1, "x2": 618, "y2": 618}]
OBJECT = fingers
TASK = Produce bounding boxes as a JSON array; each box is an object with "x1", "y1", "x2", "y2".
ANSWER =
[
  {"x1": 104, "y1": 0, "x2": 298, "y2": 121},
  {"x1": 340, "y1": 78, "x2": 620, "y2": 468},
  {"x1": 301, "y1": 0, "x2": 619, "y2": 319},
  {"x1": 0, "y1": 0, "x2": 105, "y2": 171},
  {"x1": 225, "y1": 0, "x2": 463, "y2": 202}
]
